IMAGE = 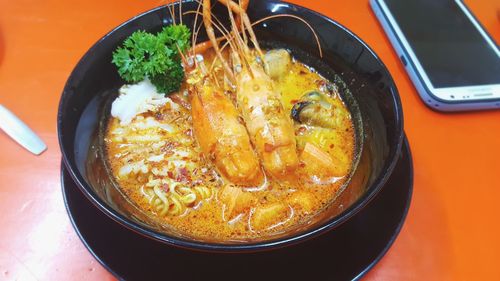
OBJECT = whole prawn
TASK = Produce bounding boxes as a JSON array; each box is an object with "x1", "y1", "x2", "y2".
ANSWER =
[
  {"x1": 183, "y1": 2, "x2": 264, "y2": 187},
  {"x1": 187, "y1": 0, "x2": 326, "y2": 225},
  {"x1": 189, "y1": 75, "x2": 264, "y2": 186},
  {"x1": 202, "y1": 0, "x2": 299, "y2": 181},
  {"x1": 187, "y1": 0, "x2": 322, "y2": 184}
]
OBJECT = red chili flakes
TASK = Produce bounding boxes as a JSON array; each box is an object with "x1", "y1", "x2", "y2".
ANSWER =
[
  {"x1": 167, "y1": 171, "x2": 174, "y2": 179},
  {"x1": 161, "y1": 141, "x2": 179, "y2": 153},
  {"x1": 177, "y1": 167, "x2": 191, "y2": 183},
  {"x1": 154, "y1": 112, "x2": 164, "y2": 120},
  {"x1": 170, "y1": 93, "x2": 191, "y2": 109},
  {"x1": 297, "y1": 126, "x2": 307, "y2": 134},
  {"x1": 264, "y1": 143, "x2": 274, "y2": 152}
]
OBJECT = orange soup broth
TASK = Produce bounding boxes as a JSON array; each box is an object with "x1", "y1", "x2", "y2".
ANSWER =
[{"x1": 105, "y1": 54, "x2": 355, "y2": 242}]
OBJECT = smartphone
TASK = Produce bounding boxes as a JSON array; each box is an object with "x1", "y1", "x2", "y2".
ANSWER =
[{"x1": 370, "y1": 0, "x2": 500, "y2": 112}]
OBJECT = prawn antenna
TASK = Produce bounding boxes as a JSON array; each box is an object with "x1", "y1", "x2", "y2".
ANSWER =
[
  {"x1": 167, "y1": 2, "x2": 176, "y2": 25},
  {"x1": 218, "y1": 0, "x2": 265, "y2": 60},
  {"x1": 176, "y1": 44, "x2": 189, "y2": 66},
  {"x1": 202, "y1": 0, "x2": 236, "y2": 83},
  {"x1": 252, "y1": 14, "x2": 323, "y2": 58},
  {"x1": 186, "y1": 7, "x2": 238, "y2": 81},
  {"x1": 178, "y1": 0, "x2": 183, "y2": 25},
  {"x1": 225, "y1": 2, "x2": 254, "y2": 78},
  {"x1": 184, "y1": 10, "x2": 238, "y2": 56},
  {"x1": 190, "y1": 0, "x2": 203, "y2": 58},
  {"x1": 238, "y1": 0, "x2": 248, "y2": 45}
]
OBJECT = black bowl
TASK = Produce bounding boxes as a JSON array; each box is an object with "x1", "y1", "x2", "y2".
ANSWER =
[{"x1": 58, "y1": 0, "x2": 403, "y2": 252}]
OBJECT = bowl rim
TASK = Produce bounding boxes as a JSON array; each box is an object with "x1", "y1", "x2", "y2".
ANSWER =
[{"x1": 57, "y1": 0, "x2": 404, "y2": 252}]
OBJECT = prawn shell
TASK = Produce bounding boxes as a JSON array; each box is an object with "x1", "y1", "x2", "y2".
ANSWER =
[
  {"x1": 236, "y1": 64, "x2": 299, "y2": 180},
  {"x1": 191, "y1": 84, "x2": 264, "y2": 186}
]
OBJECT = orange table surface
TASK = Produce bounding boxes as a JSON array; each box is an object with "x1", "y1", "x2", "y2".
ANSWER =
[{"x1": 0, "y1": 0, "x2": 499, "y2": 280}]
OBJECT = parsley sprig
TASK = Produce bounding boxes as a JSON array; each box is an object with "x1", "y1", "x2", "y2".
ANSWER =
[{"x1": 112, "y1": 25, "x2": 191, "y2": 94}]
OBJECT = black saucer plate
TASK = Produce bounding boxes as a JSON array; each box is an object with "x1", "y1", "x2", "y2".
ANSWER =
[{"x1": 62, "y1": 136, "x2": 413, "y2": 281}]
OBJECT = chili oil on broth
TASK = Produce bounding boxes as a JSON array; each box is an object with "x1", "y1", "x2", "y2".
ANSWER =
[{"x1": 104, "y1": 53, "x2": 355, "y2": 242}]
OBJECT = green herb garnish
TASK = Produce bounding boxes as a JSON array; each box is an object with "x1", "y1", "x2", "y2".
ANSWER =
[
  {"x1": 112, "y1": 25, "x2": 191, "y2": 94},
  {"x1": 158, "y1": 24, "x2": 191, "y2": 53}
]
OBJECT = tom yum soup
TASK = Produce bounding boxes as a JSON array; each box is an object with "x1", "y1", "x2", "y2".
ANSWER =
[{"x1": 104, "y1": 1, "x2": 356, "y2": 241}]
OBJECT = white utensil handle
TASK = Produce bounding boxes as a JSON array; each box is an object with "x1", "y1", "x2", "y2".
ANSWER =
[{"x1": 0, "y1": 104, "x2": 47, "y2": 155}]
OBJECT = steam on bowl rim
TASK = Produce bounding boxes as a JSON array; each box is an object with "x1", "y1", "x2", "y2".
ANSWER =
[{"x1": 57, "y1": 1, "x2": 404, "y2": 252}]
